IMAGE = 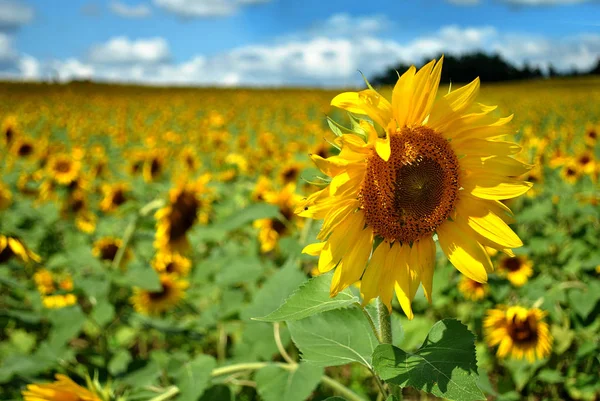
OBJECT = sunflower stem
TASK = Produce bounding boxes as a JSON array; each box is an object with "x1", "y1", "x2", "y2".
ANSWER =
[{"x1": 377, "y1": 298, "x2": 393, "y2": 344}]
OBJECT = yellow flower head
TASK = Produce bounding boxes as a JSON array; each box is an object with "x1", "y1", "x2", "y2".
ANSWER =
[
  {"x1": 0, "y1": 182, "x2": 12, "y2": 210},
  {"x1": 100, "y1": 183, "x2": 129, "y2": 213},
  {"x1": 298, "y1": 57, "x2": 530, "y2": 319},
  {"x1": 484, "y1": 305, "x2": 552, "y2": 362},
  {"x1": 560, "y1": 161, "x2": 581, "y2": 184},
  {"x1": 92, "y1": 237, "x2": 130, "y2": 268},
  {"x1": 22, "y1": 374, "x2": 101, "y2": 401},
  {"x1": 47, "y1": 153, "x2": 81, "y2": 186},
  {"x1": 496, "y1": 255, "x2": 533, "y2": 287},
  {"x1": 152, "y1": 252, "x2": 191, "y2": 277},
  {"x1": 0, "y1": 235, "x2": 41, "y2": 264},
  {"x1": 458, "y1": 276, "x2": 489, "y2": 301},
  {"x1": 1, "y1": 115, "x2": 18, "y2": 146},
  {"x1": 131, "y1": 273, "x2": 188, "y2": 316}
]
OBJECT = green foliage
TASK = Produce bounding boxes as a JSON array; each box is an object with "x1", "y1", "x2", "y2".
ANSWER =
[{"x1": 255, "y1": 364, "x2": 323, "y2": 401}]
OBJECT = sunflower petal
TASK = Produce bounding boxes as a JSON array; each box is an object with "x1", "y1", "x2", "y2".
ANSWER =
[
  {"x1": 393, "y1": 242, "x2": 415, "y2": 320},
  {"x1": 463, "y1": 173, "x2": 533, "y2": 200},
  {"x1": 361, "y1": 241, "x2": 394, "y2": 309},
  {"x1": 392, "y1": 66, "x2": 416, "y2": 128}
]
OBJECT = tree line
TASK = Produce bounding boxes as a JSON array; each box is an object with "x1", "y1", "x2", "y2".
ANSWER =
[{"x1": 371, "y1": 52, "x2": 600, "y2": 85}]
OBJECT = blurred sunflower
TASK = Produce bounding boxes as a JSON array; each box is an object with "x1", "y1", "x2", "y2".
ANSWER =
[
  {"x1": 152, "y1": 252, "x2": 191, "y2": 277},
  {"x1": 252, "y1": 176, "x2": 272, "y2": 202},
  {"x1": 1, "y1": 115, "x2": 18, "y2": 146},
  {"x1": 47, "y1": 153, "x2": 81, "y2": 185},
  {"x1": 142, "y1": 150, "x2": 167, "y2": 182},
  {"x1": 131, "y1": 273, "x2": 188, "y2": 315},
  {"x1": 584, "y1": 125, "x2": 598, "y2": 147},
  {"x1": 278, "y1": 162, "x2": 303, "y2": 185},
  {"x1": 458, "y1": 276, "x2": 489, "y2": 301},
  {"x1": 92, "y1": 237, "x2": 131, "y2": 268},
  {"x1": 100, "y1": 183, "x2": 129, "y2": 213},
  {"x1": 33, "y1": 269, "x2": 77, "y2": 309},
  {"x1": 0, "y1": 182, "x2": 12, "y2": 209},
  {"x1": 574, "y1": 150, "x2": 596, "y2": 176},
  {"x1": 496, "y1": 255, "x2": 533, "y2": 287},
  {"x1": 154, "y1": 176, "x2": 211, "y2": 253},
  {"x1": 298, "y1": 57, "x2": 530, "y2": 318},
  {"x1": 561, "y1": 162, "x2": 581, "y2": 184},
  {"x1": 0, "y1": 235, "x2": 41, "y2": 264},
  {"x1": 484, "y1": 305, "x2": 552, "y2": 362},
  {"x1": 180, "y1": 146, "x2": 201, "y2": 172},
  {"x1": 254, "y1": 183, "x2": 302, "y2": 253},
  {"x1": 22, "y1": 374, "x2": 102, "y2": 401},
  {"x1": 11, "y1": 137, "x2": 37, "y2": 160}
]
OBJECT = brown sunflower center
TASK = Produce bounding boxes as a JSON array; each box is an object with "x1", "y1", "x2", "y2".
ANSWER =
[
  {"x1": 281, "y1": 167, "x2": 299, "y2": 183},
  {"x1": 359, "y1": 126, "x2": 459, "y2": 243},
  {"x1": 165, "y1": 262, "x2": 177, "y2": 274},
  {"x1": 578, "y1": 155, "x2": 591, "y2": 166},
  {"x1": 18, "y1": 143, "x2": 34, "y2": 157},
  {"x1": 503, "y1": 257, "x2": 522, "y2": 272},
  {"x1": 112, "y1": 189, "x2": 127, "y2": 207},
  {"x1": 588, "y1": 130, "x2": 597, "y2": 139},
  {"x1": 100, "y1": 243, "x2": 119, "y2": 261},
  {"x1": 0, "y1": 246, "x2": 14, "y2": 263},
  {"x1": 168, "y1": 191, "x2": 199, "y2": 241},
  {"x1": 148, "y1": 282, "x2": 172, "y2": 302},
  {"x1": 507, "y1": 315, "x2": 539, "y2": 345},
  {"x1": 54, "y1": 160, "x2": 72, "y2": 173}
]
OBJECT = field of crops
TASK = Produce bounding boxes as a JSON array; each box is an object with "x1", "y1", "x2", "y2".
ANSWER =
[{"x1": 1, "y1": 76, "x2": 599, "y2": 401}]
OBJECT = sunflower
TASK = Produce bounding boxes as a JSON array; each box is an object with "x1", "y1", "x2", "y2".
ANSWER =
[
  {"x1": 298, "y1": 57, "x2": 531, "y2": 318},
  {"x1": 278, "y1": 162, "x2": 303, "y2": 185},
  {"x1": 1, "y1": 115, "x2": 18, "y2": 146},
  {"x1": 484, "y1": 305, "x2": 552, "y2": 362},
  {"x1": 33, "y1": 269, "x2": 78, "y2": 309},
  {"x1": 47, "y1": 153, "x2": 81, "y2": 185},
  {"x1": 254, "y1": 183, "x2": 302, "y2": 253},
  {"x1": 584, "y1": 125, "x2": 598, "y2": 147},
  {"x1": 496, "y1": 255, "x2": 533, "y2": 287},
  {"x1": 154, "y1": 176, "x2": 211, "y2": 253},
  {"x1": 252, "y1": 176, "x2": 272, "y2": 202},
  {"x1": 11, "y1": 137, "x2": 37, "y2": 160},
  {"x1": 130, "y1": 273, "x2": 188, "y2": 315},
  {"x1": 152, "y1": 252, "x2": 191, "y2": 277},
  {"x1": 180, "y1": 146, "x2": 201, "y2": 172},
  {"x1": 574, "y1": 150, "x2": 596, "y2": 176},
  {"x1": 458, "y1": 276, "x2": 489, "y2": 301},
  {"x1": 142, "y1": 150, "x2": 166, "y2": 183},
  {"x1": 560, "y1": 161, "x2": 581, "y2": 184},
  {"x1": 34, "y1": 268, "x2": 56, "y2": 295},
  {"x1": 99, "y1": 183, "x2": 129, "y2": 213},
  {"x1": 22, "y1": 374, "x2": 102, "y2": 401},
  {"x1": 0, "y1": 235, "x2": 41, "y2": 264},
  {"x1": 75, "y1": 210, "x2": 97, "y2": 234},
  {"x1": 92, "y1": 237, "x2": 131, "y2": 267},
  {"x1": 0, "y1": 182, "x2": 12, "y2": 210}
]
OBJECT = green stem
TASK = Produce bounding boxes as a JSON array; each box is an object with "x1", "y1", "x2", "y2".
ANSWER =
[
  {"x1": 321, "y1": 375, "x2": 368, "y2": 401},
  {"x1": 148, "y1": 386, "x2": 179, "y2": 401}
]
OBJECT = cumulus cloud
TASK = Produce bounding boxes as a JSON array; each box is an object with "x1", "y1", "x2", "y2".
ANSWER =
[
  {"x1": 5, "y1": 24, "x2": 600, "y2": 86},
  {"x1": 109, "y1": 1, "x2": 152, "y2": 18},
  {"x1": 153, "y1": 0, "x2": 269, "y2": 18},
  {"x1": 0, "y1": 0, "x2": 34, "y2": 31},
  {"x1": 88, "y1": 36, "x2": 170, "y2": 65},
  {"x1": 307, "y1": 13, "x2": 391, "y2": 37}
]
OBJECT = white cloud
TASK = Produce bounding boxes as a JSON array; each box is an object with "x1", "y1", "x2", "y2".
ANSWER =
[
  {"x1": 153, "y1": 0, "x2": 269, "y2": 18},
  {"x1": 307, "y1": 13, "x2": 391, "y2": 37},
  {"x1": 109, "y1": 1, "x2": 152, "y2": 18},
  {"x1": 88, "y1": 36, "x2": 170, "y2": 64},
  {"x1": 0, "y1": 33, "x2": 17, "y2": 63},
  {"x1": 0, "y1": 0, "x2": 34, "y2": 30}
]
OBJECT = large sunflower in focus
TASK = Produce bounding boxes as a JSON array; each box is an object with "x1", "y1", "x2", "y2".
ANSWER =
[
  {"x1": 298, "y1": 57, "x2": 531, "y2": 318},
  {"x1": 484, "y1": 305, "x2": 552, "y2": 362}
]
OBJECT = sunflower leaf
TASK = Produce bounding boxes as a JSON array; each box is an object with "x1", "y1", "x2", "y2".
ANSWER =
[
  {"x1": 175, "y1": 354, "x2": 216, "y2": 401},
  {"x1": 288, "y1": 306, "x2": 379, "y2": 368},
  {"x1": 372, "y1": 319, "x2": 485, "y2": 401},
  {"x1": 254, "y1": 271, "x2": 358, "y2": 322},
  {"x1": 255, "y1": 363, "x2": 323, "y2": 401}
]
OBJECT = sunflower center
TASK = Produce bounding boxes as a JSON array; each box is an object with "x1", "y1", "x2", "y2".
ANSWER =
[
  {"x1": 508, "y1": 315, "x2": 538, "y2": 344},
  {"x1": 100, "y1": 243, "x2": 119, "y2": 261},
  {"x1": 55, "y1": 160, "x2": 72, "y2": 173},
  {"x1": 168, "y1": 191, "x2": 199, "y2": 241},
  {"x1": 359, "y1": 126, "x2": 459, "y2": 243},
  {"x1": 18, "y1": 143, "x2": 34, "y2": 157},
  {"x1": 148, "y1": 283, "x2": 172, "y2": 301},
  {"x1": 112, "y1": 189, "x2": 127, "y2": 206},
  {"x1": 503, "y1": 257, "x2": 522, "y2": 272}
]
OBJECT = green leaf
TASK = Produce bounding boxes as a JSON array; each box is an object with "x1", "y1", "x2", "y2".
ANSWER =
[
  {"x1": 121, "y1": 361, "x2": 162, "y2": 387},
  {"x1": 241, "y1": 258, "x2": 306, "y2": 321},
  {"x1": 122, "y1": 262, "x2": 161, "y2": 291},
  {"x1": 568, "y1": 282, "x2": 600, "y2": 319},
  {"x1": 255, "y1": 363, "x2": 323, "y2": 401},
  {"x1": 255, "y1": 271, "x2": 359, "y2": 322},
  {"x1": 176, "y1": 354, "x2": 216, "y2": 401},
  {"x1": 108, "y1": 349, "x2": 132, "y2": 376},
  {"x1": 91, "y1": 301, "x2": 115, "y2": 327},
  {"x1": 372, "y1": 319, "x2": 485, "y2": 401},
  {"x1": 537, "y1": 369, "x2": 563, "y2": 384},
  {"x1": 200, "y1": 385, "x2": 232, "y2": 401},
  {"x1": 323, "y1": 398, "x2": 347, "y2": 401},
  {"x1": 47, "y1": 305, "x2": 86, "y2": 348},
  {"x1": 288, "y1": 306, "x2": 378, "y2": 368}
]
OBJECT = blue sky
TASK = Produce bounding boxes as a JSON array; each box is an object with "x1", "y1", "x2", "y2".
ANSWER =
[{"x1": 1, "y1": 0, "x2": 599, "y2": 86}]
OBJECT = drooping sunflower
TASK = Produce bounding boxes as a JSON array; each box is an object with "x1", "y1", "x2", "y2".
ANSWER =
[
  {"x1": 47, "y1": 153, "x2": 81, "y2": 186},
  {"x1": 22, "y1": 374, "x2": 102, "y2": 401},
  {"x1": 458, "y1": 276, "x2": 489, "y2": 301},
  {"x1": 130, "y1": 273, "x2": 188, "y2": 315},
  {"x1": 254, "y1": 183, "x2": 303, "y2": 253},
  {"x1": 484, "y1": 305, "x2": 552, "y2": 362},
  {"x1": 152, "y1": 252, "x2": 191, "y2": 277},
  {"x1": 0, "y1": 235, "x2": 41, "y2": 264},
  {"x1": 99, "y1": 183, "x2": 129, "y2": 213},
  {"x1": 154, "y1": 175, "x2": 212, "y2": 253},
  {"x1": 496, "y1": 254, "x2": 533, "y2": 287},
  {"x1": 298, "y1": 57, "x2": 531, "y2": 318}
]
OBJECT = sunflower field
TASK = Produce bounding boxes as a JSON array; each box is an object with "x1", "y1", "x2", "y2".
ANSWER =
[{"x1": 1, "y1": 70, "x2": 599, "y2": 401}]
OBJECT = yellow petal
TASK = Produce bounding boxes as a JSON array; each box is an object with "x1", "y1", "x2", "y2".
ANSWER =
[
  {"x1": 413, "y1": 237, "x2": 436, "y2": 303},
  {"x1": 393, "y1": 242, "x2": 415, "y2": 320},
  {"x1": 318, "y1": 199, "x2": 358, "y2": 240},
  {"x1": 361, "y1": 241, "x2": 394, "y2": 310},
  {"x1": 318, "y1": 212, "x2": 364, "y2": 273},
  {"x1": 302, "y1": 242, "x2": 325, "y2": 256},
  {"x1": 8, "y1": 238, "x2": 28, "y2": 262},
  {"x1": 452, "y1": 139, "x2": 521, "y2": 157},
  {"x1": 407, "y1": 57, "x2": 443, "y2": 126},
  {"x1": 463, "y1": 173, "x2": 533, "y2": 200},
  {"x1": 428, "y1": 77, "x2": 480, "y2": 130},
  {"x1": 437, "y1": 219, "x2": 491, "y2": 283},
  {"x1": 392, "y1": 66, "x2": 416, "y2": 128},
  {"x1": 331, "y1": 92, "x2": 364, "y2": 114},
  {"x1": 375, "y1": 135, "x2": 391, "y2": 161},
  {"x1": 455, "y1": 196, "x2": 523, "y2": 249},
  {"x1": 460, "y1": 155, "x2": 532, "y2": 177},
  {"x1": 310, "y1": 154, "x2": 349, "y2": 177},
  {"x1": 330, "y1": 224, "x2": 373, "y2": 296},
  {"x1": 332, "y1": 89, "x2": 392, "y2": 130}
]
